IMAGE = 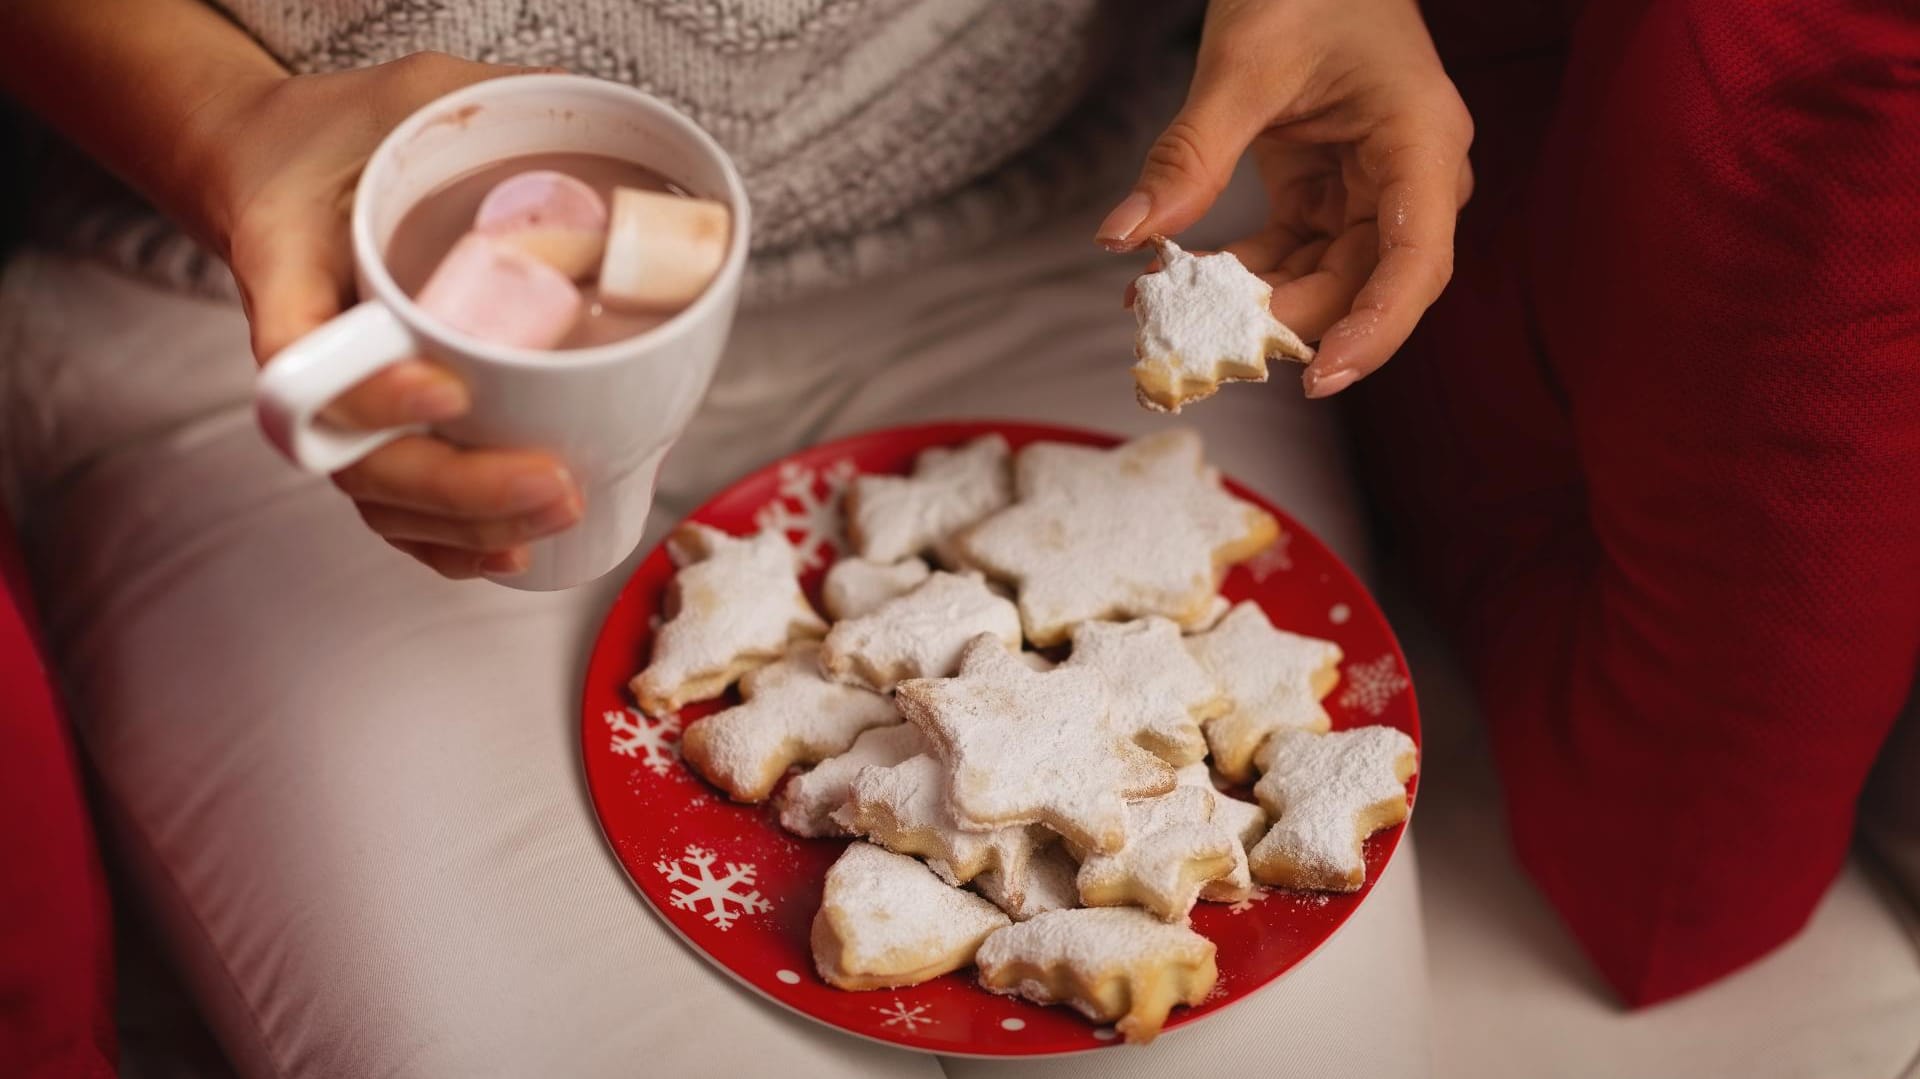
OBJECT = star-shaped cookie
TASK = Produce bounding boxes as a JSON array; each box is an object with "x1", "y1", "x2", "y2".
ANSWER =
[
  {"x1": 680, "y1": 643, "x2": 900, "y2": 803},
  {"x1": 1175, "y1": 763, "x2": 1265, "y2": 903},
  {"x1": 1184, "y1": 601, "x2": 1343, "y2": 782},
  {"x1": 811, "y1": 842, "x2": 1010, "y2": 990},
  {"x1": 954, "y1": 430, "x2": 1279, "y2": 646},
  {"x1": 1131, "y1": 236, "x2": 1313, "y2": 413},
  {"x1": 775, "y1": 722, "x2": 928, "y2": 838},
  {"x1": 896, "y1": 634, "x2": 1175, "y2": 853},
  {"x1": 970, "y1": 842, "x2": 1081, "y2": 922},
  {"x1": 1073, "y1": 785, "x2": 1239, "y2": 922},
  {"x1": 1061, "y1": 618, "x2": 1226, "y2": 766},
  {"x1": 846, "y1": 434, "x2": 1013, "y2": 564},
  {"x1": 1250, "y1": 726, "x2": 1418, "y2": 892},
  {"x1": 631, "y1": 523, "x2": 828, "y2": 716},
  {"x1": 820, "y1": 571, "x2": 1022, "y2": 692},
  {"x1": 834, "y1": 751, "x2": 1042, "y2": 896}
]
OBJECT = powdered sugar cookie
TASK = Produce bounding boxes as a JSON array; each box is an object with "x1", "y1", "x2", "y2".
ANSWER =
[
  {"x1": 680, "y1": 643, "x2": 899, "y2": 803},
  {"x1": 631, "y1": 524, "x2": 828, "y2": 716},
  {"x1": 820, "y1": 571, "x2": 1021, "y2": 692},
  {"x1": 847, "y1": 435, "x2": 1013, "y2": 565},
  {"x1": 1250, "y1": 727, "x2": 1418, "y2": 892},
  {"x1": 970, "y1": 842, "x2": 1080, "y2": 922},
  {"x1": 775, "y1": 722, "x2": 928, "y2": 838},
  {"x1": 1062, "y1": 618, "x2": 1225, "y2": 766},
  {"x1": 811, "y1": 842, "x2": 1010, "y2": 990},
  {"x1": 1072, "y1": 785, "x2": 1239, "y2": 922},
  {"x1": 1131, "y1": 236, "x2": 1313, "y2": 413},
  {"x1": 820, "y1": 556, "x2": 932, "y2": 621},
  {"x1": 974, "y1": 907, "x2": 1217, "y2": 1044},
  {"x1": 1175, "y1": 763, "x2": 1264, "y2": 903},
  {"x1": 1184, "y1": 601, "x2": 1343, "y2": 782},
  {"x1": 896, "y1": 635, "x2": 1175, "y2": 854},
  {"x1": 955, "y1": 430, "x2": 1279, "y2": 646},
  {"x1": 834, "y1": 752, "x2": 1041, "y2": 897}
]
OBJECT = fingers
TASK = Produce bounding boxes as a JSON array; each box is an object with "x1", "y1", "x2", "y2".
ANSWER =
[
  {"x1": 1096, "y1": 75, "x2": 1266, "y2": 251},
  {"x1": 1265, "y1": 226, "x2": 1375, "y2": 341},
  {"x1": 387, "y1": 540, "x2": 531, "y2": 580},
  {"x1": 356, "y1": 497, "x2": 580, "y2": 552},
  {"x1": 332, "y1": 436, "x2": 578, "y2": 521},
  {"x1": 1304, "y1": 100, "x2": 1473, "y2": 397},
  {"x1": 323, "y1": 358, "x2": 471, "y2": 429}
]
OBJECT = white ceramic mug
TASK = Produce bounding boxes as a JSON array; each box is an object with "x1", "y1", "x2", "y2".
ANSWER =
[{"x1": 255, "y1": 75, "x2": 750, "y2": 591}]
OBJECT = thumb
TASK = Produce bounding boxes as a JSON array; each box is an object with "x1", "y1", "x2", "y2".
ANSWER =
[{"x1": 1097, "y1": 80, "x2": 1261, "y2": 251}]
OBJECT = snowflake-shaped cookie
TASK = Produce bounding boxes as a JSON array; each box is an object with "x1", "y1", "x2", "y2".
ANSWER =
[
  {"x1": 834, "y1": 752, "x2": 1043, "y2": 899},
  {"x1": 1062, "y1": 618, "x2": 1226, "y2": 766},
  {"x1": 811, "y1": 842, "x2": 1009, "y2": 991},
  {"x1": 630, "y1": 524, "x2": 827, "y2": 716},
  {"x1": 680, "y1": 642, "x2": 899, "y2": 803},
  {"x1": 820, "y1": 571, "x2": 1022, "y2": 692},
  {"x1": 955, "y1": 430, "x2": 1279, "y2": 647},
  {"x1": 974, "y1": 907, "x2": 1217, "y2": 1045},
  {"x1": 1184, "y1": 601, "x2": 1343, "y2": 782},
  {"x1": 820, "y1": 556, "x2": 932, "y2": 621},
  {"x1": 846, "y1": 435, "x2": 1013, "y2": 565},
  {"x1": 1250, "y1": 726, "x2": 1418, "y2": 892},
  {"x1": 1073, "y1": 786, "x2": 1239, "y2": 923},
  {"x1": 774, "y1": 722, "x2": 928, "y2": 838},
  {"x1": 896, "y1": 635, "x2": 1175, "y2": 853},
  {"x1": 1131, "y1": 237, "x2": 1313, "y2": 413}
]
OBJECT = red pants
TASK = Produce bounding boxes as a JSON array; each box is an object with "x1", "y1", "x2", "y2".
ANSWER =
[
  {"x1": 1365, "y1": 0, "x2": 1920, "y2": 1003},
  {"x1": 0, "y1": 513, "x2": 116, "y2": 1077}
]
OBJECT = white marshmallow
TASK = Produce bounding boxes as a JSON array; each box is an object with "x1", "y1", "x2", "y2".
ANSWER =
[
  {"x1": 474, "y1": 170, "x2": 609, "y2": 281},
  {"x1": 597, "y1": 187, "x2": 730, "y2": 313},
  {"x1": 415, "y1": 233, "x2": 583, "y2": 351}
]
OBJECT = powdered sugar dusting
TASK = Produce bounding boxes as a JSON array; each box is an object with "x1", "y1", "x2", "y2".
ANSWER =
[
  {"x1": 898, "y1": 636, "x2": 1175, "y2": 853},
  {"x1": 1074, "y1": 786, "x2": 1239, "y2": 921},
  {"x1": 1186, "y1": 602, "x2": 1343, "y2": 781},
  {"x1": 838, "y1": 752, "x2": 1040, "y2": 886},
  {"x1": 775, "y1": 723, "x2": 927, "y2": 837},
  {"x1": 1131, "y1": 238, "x2": 1313, "y2": 413},
  {"x1": 1251, "y1": 727, "x2": 1417, "y2": 885},
  {"x1": 819, "y1": 842, "x2": 1008, "y2": 978},
  {"x1": 821, "y1": 572, "x2": 1022, "y2": 692},
  {"x1": 849, "y1": 435, "x2": 1013, "y2": 563},
  {"x1": 1061, "y1": 618, "x2": 1222, "y2": 766},
  {"x1": 957, "y1": 430, "x2": 1277, "y2": 646},
  {"x1": 821, "y1": 557, "x2": 933, "y2": 621}
]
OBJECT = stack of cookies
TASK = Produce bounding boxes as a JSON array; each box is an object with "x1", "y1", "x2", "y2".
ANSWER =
[{"x1": 630, "y1": 429, "x2": 1419, "y2": 1045}]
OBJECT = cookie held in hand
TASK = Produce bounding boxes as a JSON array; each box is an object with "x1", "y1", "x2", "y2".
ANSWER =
[{"x1": 1131, "y1": 236, "x2": 1313, "y2": 413}]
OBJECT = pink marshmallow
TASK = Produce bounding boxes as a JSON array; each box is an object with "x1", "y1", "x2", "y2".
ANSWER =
[
  {"x1": 415, "y1": 233, "x2": 583, "y2": 350},
  {"x1": 474, "y1": 170, "x2": 609, "y2": 281}
]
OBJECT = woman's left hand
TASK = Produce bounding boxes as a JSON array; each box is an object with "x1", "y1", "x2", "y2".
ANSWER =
[{"x1": 1099, "y1": 0, "x2": 1474, "y2": 397}]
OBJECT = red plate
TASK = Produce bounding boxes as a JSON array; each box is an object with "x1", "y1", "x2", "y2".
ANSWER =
[{"x1": 581, "y1": 421, "x2": 1419, "y2": 1057}]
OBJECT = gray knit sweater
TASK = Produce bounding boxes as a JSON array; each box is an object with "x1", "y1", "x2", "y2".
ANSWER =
[{"x1": 49, "y1": 0, "x2": 1198, "y2": 304}]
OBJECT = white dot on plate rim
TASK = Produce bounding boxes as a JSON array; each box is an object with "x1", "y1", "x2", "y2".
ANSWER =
[
  {"x1": 1329, "y1": 603, "x2": 1351, "y2": 624},
  {"x1": 1092, "y1": 1027, "x2": 1118, "y2": 1041},
  {"x1": 1000, "y1": 1018, "x2": 1025, "y2": 1031},
  {"x1": 775, "y1": 969, "x2": 800, "y2": 985}
]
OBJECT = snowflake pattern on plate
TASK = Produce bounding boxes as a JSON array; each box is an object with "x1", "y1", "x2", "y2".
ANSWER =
[
  {"x1": 1335, "y1": 654, "x2": 1411, "y2": 718},
  {"x1": 1243, "y1": 533, "x2": 1292, "y2": 582},
  {"x1": 605, "y1": 707, "x2": 681, "y2": 776},
  {"x1": 754, "y1": 458, "x2": 858, "y2": 570},
  {"x1": 875, "y1": 999, "x2": 936, "y2": 1033},
  {"x1": 655, "y1": 845, "x2": 772, "y2": 930}
]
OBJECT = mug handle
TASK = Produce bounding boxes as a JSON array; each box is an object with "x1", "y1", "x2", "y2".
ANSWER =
[{"x1": 255, "y1": 301, "x2": 426, "y2": 474}]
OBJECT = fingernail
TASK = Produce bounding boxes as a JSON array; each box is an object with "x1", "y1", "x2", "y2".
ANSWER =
[
  {"x1": 506, "y1": 468, "x2": 572, "y2": 512},
  {"x1": 407, "y1": 381, "x2": 469, "y2": 422},
  {"x1": 526, "y1": 495, "x2": 583, "y2": 536},
  {"x1": 480, "y1": 548, "x2": 530, "y2": 576},
  {"x1": 1304, "y1": 367, "x2": 1359, "y2": 399},
  {"x1": 1096, "y1": 192, "x2": 1152, "y2": 250}
]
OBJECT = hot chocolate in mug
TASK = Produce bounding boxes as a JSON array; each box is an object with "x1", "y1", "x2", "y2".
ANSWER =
[{"x1": 255, "y1": 74, "x2": 750, "y2": 591}]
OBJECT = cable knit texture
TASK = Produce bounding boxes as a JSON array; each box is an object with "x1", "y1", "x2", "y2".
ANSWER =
[{"x1": 42, "y1": 0, "x2": 1195, "y2": 305}]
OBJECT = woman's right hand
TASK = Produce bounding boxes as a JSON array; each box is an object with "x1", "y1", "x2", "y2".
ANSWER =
[{"x1": 194, "y1": 53, "x2": 583, "y2": 579}]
